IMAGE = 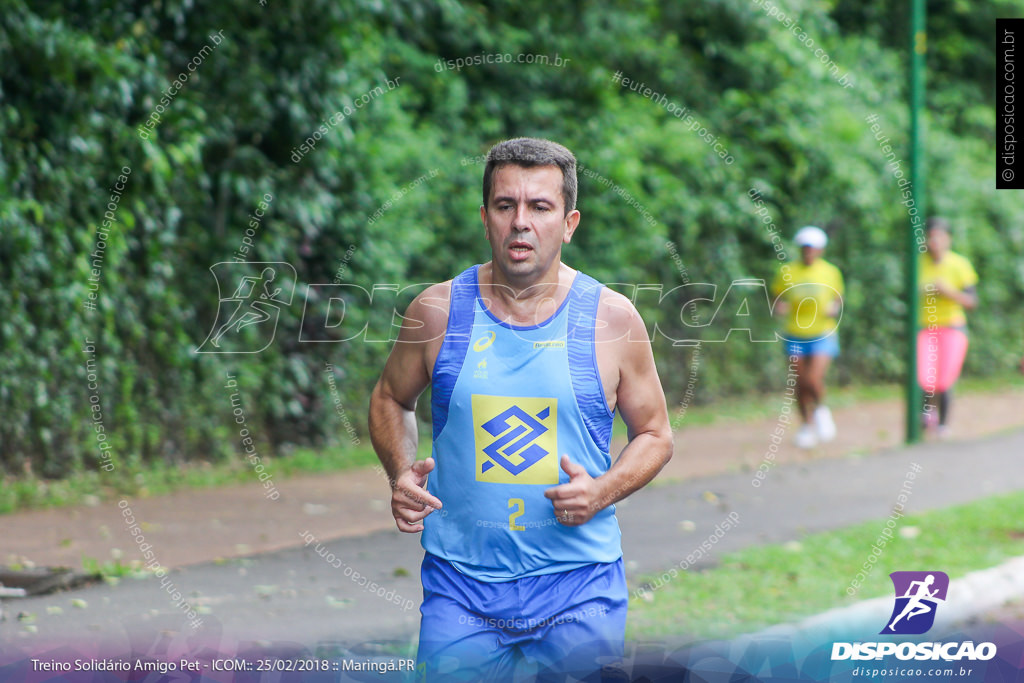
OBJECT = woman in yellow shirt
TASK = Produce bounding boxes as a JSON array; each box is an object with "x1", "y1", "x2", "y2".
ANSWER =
[
  {"x1": 918, "y1": 218, "x2": 978, "y2": 436},
  {"x1": 771, "y1": 226, "x2": 845, "y2": 449}
]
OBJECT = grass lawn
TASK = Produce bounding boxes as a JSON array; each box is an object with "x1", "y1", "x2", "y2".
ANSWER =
[
  {"x1": 655, "y1": 374, "x2": 1024, "y2": 430},
  {"x1": 627, "y1": 489, "x2": 1024, "y2": 641},
  {"x1": 0, "y1": 442, "x2": 383, "y2": 515}
]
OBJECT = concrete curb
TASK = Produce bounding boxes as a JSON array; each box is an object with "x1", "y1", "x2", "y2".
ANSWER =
[{"x1": 748, "y1": 555, "x2": 1024, "y2": 643}]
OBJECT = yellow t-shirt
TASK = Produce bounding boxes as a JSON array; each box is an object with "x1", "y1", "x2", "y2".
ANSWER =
[
  {"x1": 771, "y1": 259, "x2": 845, "y2": 338},
  {"x1": 919, "y1": 251, "x2": 978, "y2": 328}
]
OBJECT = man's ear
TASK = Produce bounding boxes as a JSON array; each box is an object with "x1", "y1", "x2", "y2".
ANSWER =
[{"x1": 562, "y1": 209, "x2": 581, "y2": 244}]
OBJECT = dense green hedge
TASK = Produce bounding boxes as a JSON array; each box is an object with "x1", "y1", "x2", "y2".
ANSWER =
[{"x1": 1, "y1": 0, "x2": 1021, "y2": 475}]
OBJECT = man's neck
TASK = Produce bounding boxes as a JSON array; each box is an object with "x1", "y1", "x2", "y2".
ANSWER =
[{"x1": 478, "y1": 262, "x2": 573, "y2": 325}]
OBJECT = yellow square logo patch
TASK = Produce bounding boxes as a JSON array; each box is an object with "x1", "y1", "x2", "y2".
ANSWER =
[{"x1": 472, "y1": 395, "x2": 558, "y2": 484}]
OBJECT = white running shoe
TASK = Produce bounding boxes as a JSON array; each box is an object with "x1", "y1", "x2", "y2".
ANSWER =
[
  {"x1": 794, "y1": 424, "x2": 818, "y2": 449},
  {"x1": 814, "y1": 406, "x2": 836, "y2": 443}
]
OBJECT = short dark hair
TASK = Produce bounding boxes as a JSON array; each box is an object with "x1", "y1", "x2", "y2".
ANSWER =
[
  {"x1": 482, "y1": 138, "x2": 577, "y2": 214},
  {"x1": 926, "y1": 217, "x2": 951, "y2": 233}
]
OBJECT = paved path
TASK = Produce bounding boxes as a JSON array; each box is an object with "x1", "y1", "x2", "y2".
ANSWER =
[
  {"x1": 6, "y1": 386, "x2": 1023, "y2": 572},
  {"x1": 3, "y1": 426, "x2": 1022, "y2": 655}
]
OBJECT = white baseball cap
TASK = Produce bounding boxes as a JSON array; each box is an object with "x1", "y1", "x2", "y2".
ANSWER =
[{"x1": 794, "y1": 225, "x2": 828, "y2": 249}]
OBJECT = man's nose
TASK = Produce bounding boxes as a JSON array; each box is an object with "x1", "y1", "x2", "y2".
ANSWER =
[{"x1": 511, "y1": 204, "x2": 531, "y2": 230}]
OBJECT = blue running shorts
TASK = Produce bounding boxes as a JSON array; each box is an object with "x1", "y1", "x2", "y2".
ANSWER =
[
  {"x1": 783, "y1": 334, "x2": 840, "y2": 358},
  {"x1": 417, "y1": 552, "x2": 627, "y2": 682}
]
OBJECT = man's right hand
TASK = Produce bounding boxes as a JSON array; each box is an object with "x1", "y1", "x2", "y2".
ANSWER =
[{"x1": 391, "y1": 458, "x2": 444, "y2": 533}]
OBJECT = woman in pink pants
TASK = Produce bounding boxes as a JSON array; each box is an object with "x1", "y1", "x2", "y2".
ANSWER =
[{"x1": 917, "y1": 218, "x2": 978, "y2": 437}]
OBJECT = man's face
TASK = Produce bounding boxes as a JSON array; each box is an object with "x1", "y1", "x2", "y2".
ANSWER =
[
  {"x1": 800, "y1": 245, "x2": 823, "y2": 264},
  {"x1": 481, "y1": 164, "x2": 580, "y2": 281},
  {"x1": 926, "y1": 228, "x2": 951, "y2": 256}
]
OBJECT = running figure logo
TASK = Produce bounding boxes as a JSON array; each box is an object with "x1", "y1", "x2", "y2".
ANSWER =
[
  {"x1": 881, "y1": 571, "x2": 949, "y2": 635},
  {"x1": 196, "y1": 262, "x2": 296, "y2": 354}
]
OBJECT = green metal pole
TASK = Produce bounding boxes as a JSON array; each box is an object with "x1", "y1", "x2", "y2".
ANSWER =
[{"x1": 906, "y1": 0, "x2": 926, "y2": 443}]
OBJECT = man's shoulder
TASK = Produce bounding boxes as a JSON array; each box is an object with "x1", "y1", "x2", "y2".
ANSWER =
[
  {"x1": 949, "y1": 252, "x2": 978, "y2": 284},
  {"x1": 401, "y1": 280, "x2": 455, "y2": 342},
  {"x1": 818, "y1": 258, "x2": 842, "y2": 275},
  {"x1": 786, "y1": 260, "x2": 809, "y2": 276},
  {"x1": 417, "y1": 279, "x2": 455, "y2": 299},
  {"x1": 595, "y1": 286, "x2": 646, "y2": 341},
  {"x1": 595, "y1": 285, "x2": 633, "y2": 311},
  {"x1": 409, "y1": 264, "x2": 480, "y2": 310},
  {"x1": 808, "y1": 259, "x2": 842, "y2": 286},
  {"x1": 947, "y1": 251, "x2": 974, "y2": 270}
]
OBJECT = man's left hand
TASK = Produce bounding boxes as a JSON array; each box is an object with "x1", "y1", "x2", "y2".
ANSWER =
[{"x1": 544, "y1": 455, "x2": 606, "y2": 526}]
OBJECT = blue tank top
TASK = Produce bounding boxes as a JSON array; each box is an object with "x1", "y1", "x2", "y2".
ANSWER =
[{"x1": 422, "y1": 264, "x2": 620, "y2": 581}]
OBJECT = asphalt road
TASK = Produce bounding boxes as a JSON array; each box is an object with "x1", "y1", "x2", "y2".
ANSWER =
[{"x1": 3, "y1": 428, "x2": 1023, "y2": 660}]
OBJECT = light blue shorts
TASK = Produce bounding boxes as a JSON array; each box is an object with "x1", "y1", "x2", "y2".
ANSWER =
[
  {"x1": 417, "y1": 552, "x2": 627, "y2": 681},
  {"x1": 783, "y1": 334, "x2": 840, "y2": 358}
]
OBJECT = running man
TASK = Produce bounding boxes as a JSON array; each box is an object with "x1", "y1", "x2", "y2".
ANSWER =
[
  {"x1": 210, "y1": 267, "x2": 282, "y2": 347},
  {"x1": 918, "y1": 218, "x2": 978, "y2": 437},
  {"x1": 887, "y1": 574, "x2": 940, "y2": 631},
  {"x1": 770, "y1": 226, "x2": 844, "y2": 449},
  {"x1": 368, "y1": 138, "x2": 673, "y2": 680}
]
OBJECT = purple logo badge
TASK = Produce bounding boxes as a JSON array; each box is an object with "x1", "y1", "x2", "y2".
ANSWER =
[{"x1": 881, "y1": 571, "x2": 949, "y2": 635}]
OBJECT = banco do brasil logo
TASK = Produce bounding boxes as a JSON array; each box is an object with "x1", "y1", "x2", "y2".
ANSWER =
[{"x1": 472, "y1": 395, "x2": 557, "y2": 485}]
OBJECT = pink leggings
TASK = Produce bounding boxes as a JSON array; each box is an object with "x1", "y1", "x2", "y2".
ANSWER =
[{"x1": 917, "y1": 327, "x2": 969, "y2": 393}]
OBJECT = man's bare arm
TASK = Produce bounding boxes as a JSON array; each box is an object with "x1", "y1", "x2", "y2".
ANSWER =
[
  {"x1": 944, "y1": 283, "x2": 978, "y2": 310},
  {"x1": 545, "y1": 291, "x2": 673, "y2": 525},
  {"x1": 368, "y1": 283, "x2": 448, "y2": 532}
]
